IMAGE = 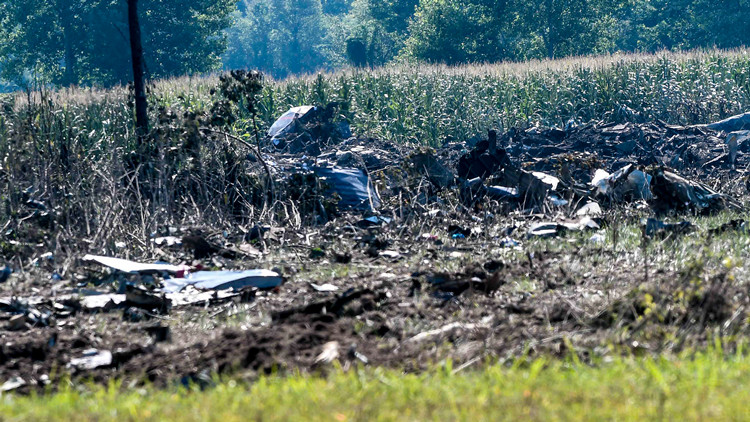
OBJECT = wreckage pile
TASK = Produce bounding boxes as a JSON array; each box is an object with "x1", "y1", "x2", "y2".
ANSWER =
[
  {"x1": 262, "y1": 105, "x2": 747, "y2": 231},
  {"x1": 1, "y1": 105, "x2": 749, "y2": 393},
  {"x1": 449, "y1": 121, "x2": 745, "y2": 219}
]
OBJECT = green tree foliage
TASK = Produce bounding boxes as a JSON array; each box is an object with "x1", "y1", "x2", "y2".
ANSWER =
[
  {"x1": 512, "y1": 0, "x2": 623, "y2": 59},
  {"x1": 367, "y1": 0, "x2": 418, "y2": 33},
  {"x1": 404, "y1": 0, "x2": 499, "y2": 64},
  {"x1": 402, "y1": 0, "x2": 623, "y2": 63},
  {"x1": 322, "y1": 0, "x2": 352, "y2": 15},
  {"x1": 273, "y1": 0, "x2": 327, "y2": 75},
  {"x1": 4, "y1": 0, "x2": 750, "y2": 85},
  {"x1": 617, "y1": 0, "x2": 750, "y2": 52},
  {"x1": 358, "y1": 0, "x2": 417, "y2": 65},
  {"x1": 699, "y1": 0, "x2": 750, "y2": 48},
  {"x1": 223, "y1": 1, "x2": 276, "y2": 74},
  {"x1": 223, "y1": 0, "x2": 329, "y2": 78},
  {"x1": 0, "y1": 0, "x2": 235, "y2": 86}
]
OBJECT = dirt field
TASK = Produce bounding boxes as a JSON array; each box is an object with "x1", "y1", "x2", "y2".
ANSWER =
[{"x1": 2, "y1": 117, "x2": 750, "y2": 393}]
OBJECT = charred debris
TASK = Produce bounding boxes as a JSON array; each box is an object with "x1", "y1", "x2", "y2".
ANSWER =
[{"x1": 2, "y1": 104, "x2": 750, "y2": 392}]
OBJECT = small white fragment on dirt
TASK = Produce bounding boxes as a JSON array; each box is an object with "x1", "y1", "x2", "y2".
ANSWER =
[
  {"x1": 315, "y1": 341, "x2": 340, "y2": 364},
  {"x1": 1, "y1": 376, "x2": 26, "y2": 392},
  {"x1": 577, "y1": 202, "x2": 602, "y2": 217},
  {"x1": 68, "y1": 349, "x2": 113, "y2": 370},
  {"x1": 83, "y1": 255, "x2": 188, "y2": 274},
  {"x1": 310, "y1": 283, "x2": 338, "y2": 292},
  {"x1": 549, "y1": 194, "x2": 568, "y2": 206},
  {"x1": 80, "y1": 294, "x2": 126, "y2": 310},
  {"x1": 379, "y1": 250, "x2": 400, "y2": 259},
  {"x1": 591, "y1": 169, "x2": 611, "y2": 194},
  {"x1": 532, "y1": 172, "x2": 560, "y2": 190},
  {"x1": 152, "y1": 236, "x2": 182, "y2": 247},
  {"x1": 590, "y1": 232, "x2": 606, "y2": 244},
  {"x1": 379, "y1": 273, "x2": 397, "y2": 280},
  {"x1": 449, "y1": 251, "x2": 464, "y2": 258},
  {"x1": 408, "y1": 322, "x2": 484, "y2": 343},
  {"x1": 420, "y1": 233, "x2": 438, "y2": 241},
  {"x1": 238, "y1": 243, "x2": 262, "y2": 256},
  {"x1": 561, "y1": 217, "x2": 600, "y2": 231}
]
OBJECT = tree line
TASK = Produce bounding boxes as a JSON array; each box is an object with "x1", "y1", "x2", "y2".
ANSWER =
[{"x1": 2, "y1": 0, "x2": 749, "y2": 87}]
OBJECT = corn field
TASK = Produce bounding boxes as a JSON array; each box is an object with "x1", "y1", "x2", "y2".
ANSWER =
[
  {"x1": 269, "y1": 49, "x2": 750, "y2": 145},
  {"x1": 8, "y1": 48, "x2": 750, "y2": 146}
]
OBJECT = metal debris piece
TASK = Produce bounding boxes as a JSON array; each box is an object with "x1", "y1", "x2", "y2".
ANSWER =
[
  {"x1": 577, "y1": 202, "x2": 603, "y2": 217},
  {"x1": 68, "y1": 349, "x2": 113, "y2": 370},
  {"x1": 161, "y1": 269, "x2": 283, "y2": 293},
  {"x1": 83, "y1": 255, "x2": 189, "y2": 275},
  {"x1": 310, "y1": 283, "x2": 339, "y2": 292},
  {"x1": 1, "y1": 377, "x2": 26, "y2": 393},
  {"x1": 314, "y1": 167, "x2": 381, "y2": 211},
  {"x1": 705, "y1": 112, "x2": 750, "y2": 132}
]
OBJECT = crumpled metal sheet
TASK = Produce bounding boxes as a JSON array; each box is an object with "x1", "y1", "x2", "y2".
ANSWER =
[
  {"x1": 161, "y1": 269, "x2": 283, "y2": 293},
  {"x1": 314, "y1": 167, "x2": 381, "y2": 211},
  {"x1": 82, "y1": 255, "x2": 188, "y2": 274}
]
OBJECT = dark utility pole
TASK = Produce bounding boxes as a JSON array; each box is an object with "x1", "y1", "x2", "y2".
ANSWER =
[{"x1": 127, "y1": 0, "x2": 149, "y2": 137}]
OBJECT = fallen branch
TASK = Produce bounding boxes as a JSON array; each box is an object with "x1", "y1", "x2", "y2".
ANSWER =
[{"x1": 204, "y1": 128, "x2": 276, "y2": 220}]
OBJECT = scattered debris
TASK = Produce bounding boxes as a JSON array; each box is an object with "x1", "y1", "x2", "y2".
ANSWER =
[
  {"x1": 527, "y1": 217, "x2": 600, "y2": 239},
  {"x1": 7, "y1": 314, "x2": 27, "y2": 331},
  {"x1": 650, "y1": 168, "x2": 738, "y2": 214},
  {"x1": 577, "y1": 202, "x2": 603, "y2": 217},
  {"x1": 4, "y1": 113, "x2": 750, "y2": 392},
  {"x1": 145, "y1": 325, "x2": 171, "y2": 343},
  {"x1": 268, "y1": 106, "x2": 317, "y2": 145},
  {"x1": 268, "y1": 104, "x2": 352, "y2": 152},
  {"x1": 592, "y1": 164, "x2": 652, "y2": 202},
  {"x1": 125, "y1": 286, "x2": 171, "y2": 313},
  {"x1": 411, "y1": 152, "x2": 455, "y2": 188},
  {"x1": 527, "y1": 222, "x2": 562, "y2": 238},
  {"x1": 152, "y1": 236, "x2": 182, "y2": 247},
  {"x1": 356, "y1": 216, "x2": 392, "y2": 228},
  {"x1": 81, "y1": 294, "x2": 127, "y2": 311}
]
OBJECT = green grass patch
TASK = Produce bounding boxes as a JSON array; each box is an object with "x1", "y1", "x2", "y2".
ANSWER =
[{"x1": 3, "y1": 351, "x2": 750, "y2": 421}]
